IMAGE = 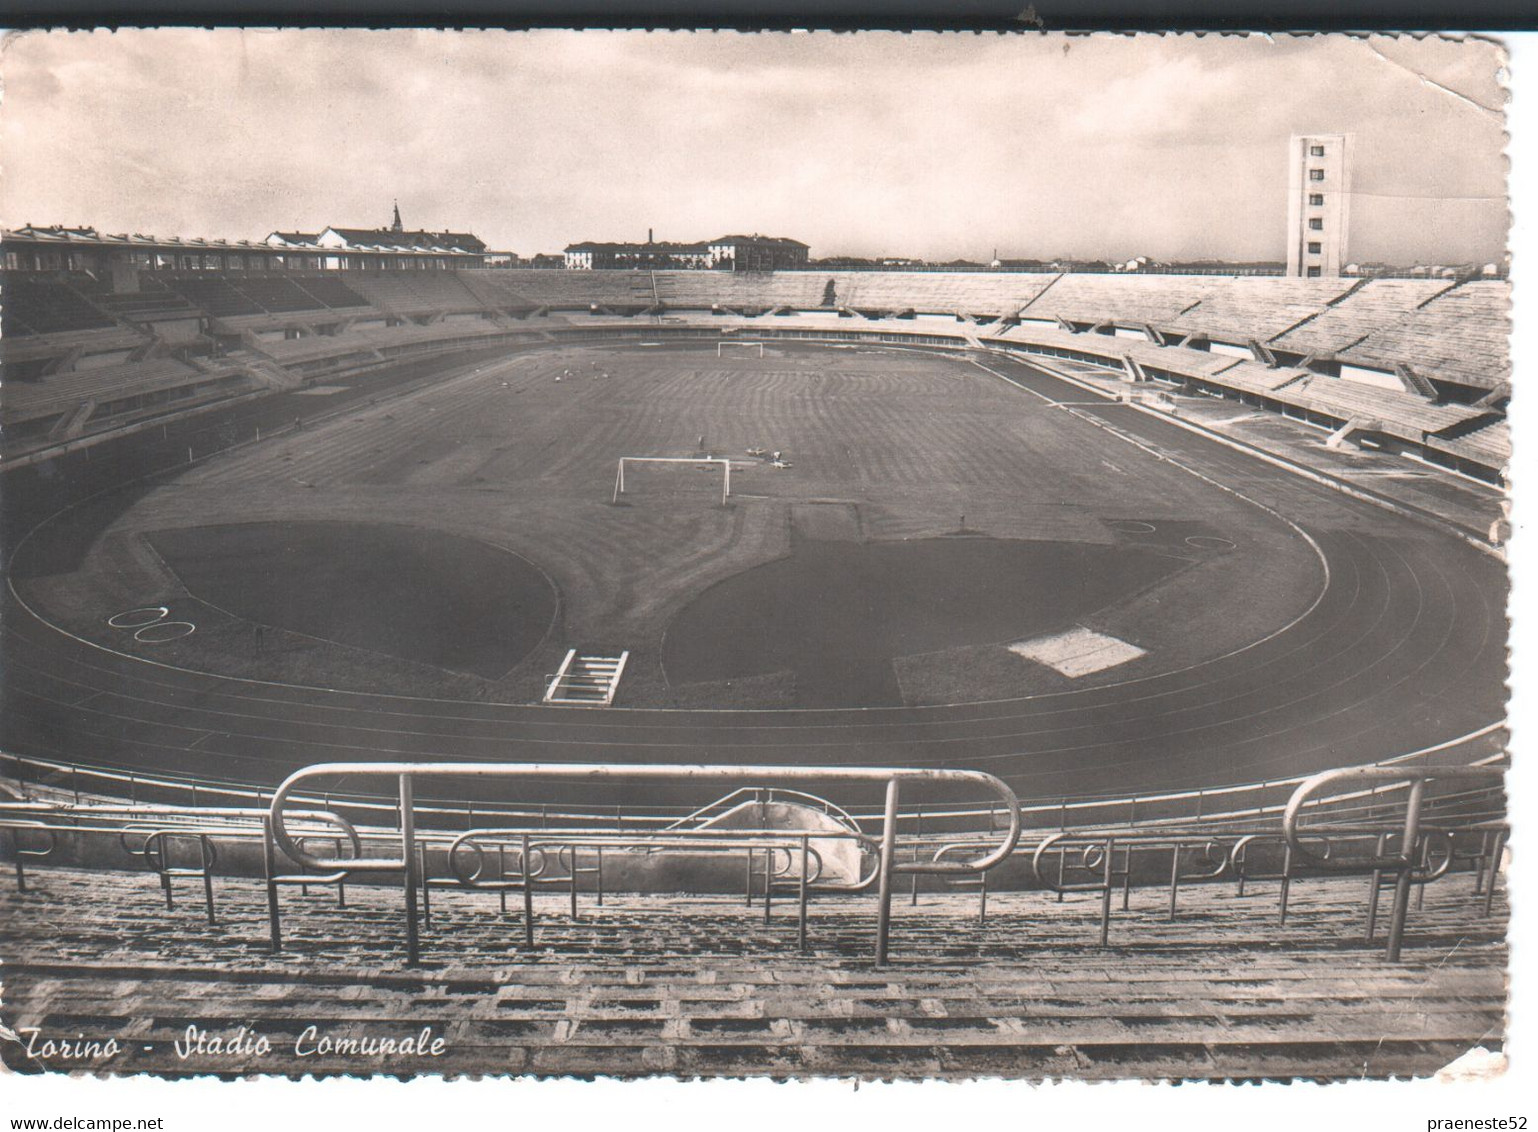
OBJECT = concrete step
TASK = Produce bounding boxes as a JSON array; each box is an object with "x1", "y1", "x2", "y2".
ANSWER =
[{"x1": 1, "y1": 866, "x2": 1506, "y2": 1078}]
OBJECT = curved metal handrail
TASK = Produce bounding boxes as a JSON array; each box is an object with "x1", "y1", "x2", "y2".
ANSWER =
[
  {"x1": 269, "y1": 762, "x2": 1020, "y2": 874},
  {"x1": 268, "y1": 760, "x2": 1021, "y2": 965},
  {"x1": 1283, "y1": 768, "x2": 1506, "y2": 871},
  {"x1": 446, "y1": 829, "x2": 834, "y2": 888},
  {"x1": 285, "y1": 813, "x2": 366, "y2": 885},
  {"x1": 1282, "y1": 765, "x2": 1506, "y2": 960},
  {"x1": 1031, "y1": 832, "x2": 1117, "y2": 896},
  {"x1": 1231, "y1": 831, "x2": 1330, "y2": 875},
  {"x1": 1029, "y1": 831, "x2": 1237, "y2": 892},
  {"x1": 2, "y1": 818, "x2": 57, "y2": 893},
  {"x1": 141, "y1": 828, "x2": 220, "y2": 876},
  {"x1": 4, "y1": 819, "x2": 57, "y2": 858},
  {"x1": 447, "y1": 832, "x2": 550, "y2": 887}
]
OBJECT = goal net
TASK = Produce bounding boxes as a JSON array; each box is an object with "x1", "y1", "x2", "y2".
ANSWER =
[
  {"x1": 717, "y1": 341, "x2": 765, "y2": 358},
  {"x1": 612, "y1": 457, "x2": 732, "y2": 506}
]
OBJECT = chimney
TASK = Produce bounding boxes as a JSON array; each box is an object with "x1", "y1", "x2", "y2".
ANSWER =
[{"x1": 648, "y1": 228, "x2": 654, "y2": 244}]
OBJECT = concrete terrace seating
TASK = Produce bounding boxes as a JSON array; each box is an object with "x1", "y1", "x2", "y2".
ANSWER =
[
  {"x1": 1191, "y1": 358, "x2": 1312, "y2": 395},
  {"x1": 986, "y1": 319, "x2": 1504, "y2": 461},
  {"x1": 652, "y1": 271, "x2": 829, "y2": 310},
  {"x1": 1427, "y1": 418, "x2": 1510, "y2": 469},
  {"x1": 0, "y1": 357, "x2": 206, "y2": 426},
  {"x1": 998, "y1": 322, "x2": 1248, "y2": 382},
  {"x1": 259, "y1": 319, "x2": 509, "y2": 366},
  {"x1": 491, "y1": 270, "x2": 656, "y2": 309},
  {"x1": 1, "y1": 280, "x2": 117, "y2": 336},
  {"x1": 1338, "y1": 281, "x2": 1512, "y2": 392},
  {"x1": 230, "y1": 275, "x2": 334, "y2": 314},
  {"x1": 344, "y1": 272, "x2": 487, "y2": 317},
  {"x1": 94, "y1": 293, "x2": 201, "y2": 321},
  {"x1": 456, "y1": 271, "x2": 548, "y2": 310},
  {"x1": 1288, "y1": 374, "x2": 1490, "y2": 437},
  {"x1": 830, "y1": 272, "x2": 1060, "y2": 317},
  {"x1": 1166, "y1": 278, "x2": 1355, "y2": 343},
  {"x1": 1, "y1": 325, "x2": 149, "y2": 366},
  {"x1": 168, "y1": 276, "x2": 266, "y2": 318},
  {"x1": 1021, "y1": 274, "x2": 1214, "y2": 327},
  {"x1": 289, "y1": 275, "x2": 370, "y2": 309},
  {"x1": 1269, "y1": 279, "x2": 1455, "y2": 357},
  {"x1": 0, "y1": 864, "x2": 1506, "y2": 1078}
]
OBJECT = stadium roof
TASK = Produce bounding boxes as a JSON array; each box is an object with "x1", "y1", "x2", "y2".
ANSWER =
[{"x1": 3, "y1": 224, "x2": 274, "y2": 250}]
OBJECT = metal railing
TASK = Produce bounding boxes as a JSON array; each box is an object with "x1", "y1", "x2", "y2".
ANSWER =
[
  {"x1": 1029, "y1": 831, "x2": 1240, "y2": 945},
  {"x1": 3, "y1": 763, "x2": 1505, "y2": 968},
  {"x1": 2, "y1": 721, "x2": 1503, "y2": 843},
  {"x1": 268, "y1": 761, "x2": 1021, "y2": 965},
  {"x1": 440, "y1": 829, "x2": 835, "y2": 952},
  {"x1": 1283, "y1": 764, "x2": 1508, "y2": 960},
  {"x1": 0, "y1": 801, "x2": 361, "y2": 937},
  {"x1": 3, "y1": 820, "x2": 56, "y2": 893}
]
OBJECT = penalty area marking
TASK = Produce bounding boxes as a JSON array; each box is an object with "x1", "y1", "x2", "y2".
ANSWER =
[
  {"x1": 1009, "y1": 627, "x2": 1147, "y2": 679},
  {"x1": 1186, "y1": 535, "x2": 1237, "y2": 550}
]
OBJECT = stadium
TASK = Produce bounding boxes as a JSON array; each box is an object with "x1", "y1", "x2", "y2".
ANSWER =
[{"x1": 0, "y1": 31, "x2": 1514, "y2": 1086}]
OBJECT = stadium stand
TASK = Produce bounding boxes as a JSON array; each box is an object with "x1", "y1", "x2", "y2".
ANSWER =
[
  {"x1": 827, "y1": 271, "x2": 1060, "y2": 317},
  {"x1": 1, "y1": 267, "x2": 1512, "y2": 480},
  {"x1": 484, "y1": 269, "x2": 657, "y2": 309},
  {"x1": 1021, "y1": 273, "x2": 1214, "y2": 326},
  {"x1": 344, "y1": 271, "x2": 488, "y2": 317},
  {"x1": 1427, "y1": 418, "x2": 1510, "y2": 470},
  {"x1": 1166, "y1": 277, "x2": 1356, "y2": 342},
  {"x1": 0, "y1": 357, "x2": 250, "y2": 439},
  {"x1": 1, "y1": 278, "x2": 116, "y2": 335},
  {"x1": 0, "y1": 866, "x2": 1506, "y2": 1078},
  {"x1": 232, "y1": 274, "x2": 344, "y2": 313},
  {"x1": 290, "y1": 275, "x2": 371, "y2": 309},
  {"x1": 258, "y1": 318, "x2": 514, "y2": 367},
  {"x1": 92, "y1": 277, "x2": 203, "y2": 322},
  {"x1": 0, "y1": 759, "x2": 1508, "y2": 1077},
  {"x1": 652, "y1": 270, "x2": 828, "y2": 310},
  {"x1": 167, "y1": 276, "x2": 266, "y2": 318},
  {"x1": 1286, "y1": 374, "x2": 1492, "y2": 436},
  {"x1": 1188, "y1": 359, "x2": 1313, "y2": 395},
  {"x1": 1269, "y1": 278, "x2": 1456, "y2": 357},
  {"x1": 455, "y1": 270, "x2": 546, "y2": 310},
  {"x1": 1337, "y1": 281, "x2": 1512, "y2": 393}
]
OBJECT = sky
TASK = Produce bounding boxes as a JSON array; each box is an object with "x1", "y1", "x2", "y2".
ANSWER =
[{"x1": 0, "y1": 30, "x2": 1511, "y2": 264}]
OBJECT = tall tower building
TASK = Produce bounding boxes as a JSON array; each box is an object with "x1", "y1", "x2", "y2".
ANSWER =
[{"x1": 1285, "y1": 134, "x2": 1351, "y2": 277}]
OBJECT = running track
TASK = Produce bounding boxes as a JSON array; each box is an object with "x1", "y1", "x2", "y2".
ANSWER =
[{"x1": 0, "y1": 353, "x2": 1509, "y2": 809}]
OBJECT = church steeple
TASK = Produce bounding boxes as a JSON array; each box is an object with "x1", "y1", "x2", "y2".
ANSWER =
[{"x1": 391, "y1": 200, "x2": 403, "y2": 233}]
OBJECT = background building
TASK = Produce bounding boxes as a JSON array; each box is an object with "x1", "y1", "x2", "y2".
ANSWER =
[
  {"x1": 1285, "y1": 134, "x2": 1351, "y2": 278},
  {"x1": 706, "y1": 235, "x2": 810, "y2": 271},
  {"x1": 564, "y1": 230, "x2": 711, "y2": 270},
  {"x1": 565, "y1": 231, "x2": 808, "y2": 270},
  {"x1": 265, "y1": 203, "x2": 488, "y2": 270}
]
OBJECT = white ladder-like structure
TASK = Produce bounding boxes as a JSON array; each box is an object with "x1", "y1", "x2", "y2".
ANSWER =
[{"x1": 543, "y1": 649, "x2": 630, "y2": 706}]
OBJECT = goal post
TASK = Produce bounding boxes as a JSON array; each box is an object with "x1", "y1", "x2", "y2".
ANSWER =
[
  {"x1": 717, "y1": 341, "x2": 765, "y2": 358},
  {"x1": 613, "y1": 456, "x2": 732, "y2": 506}
]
